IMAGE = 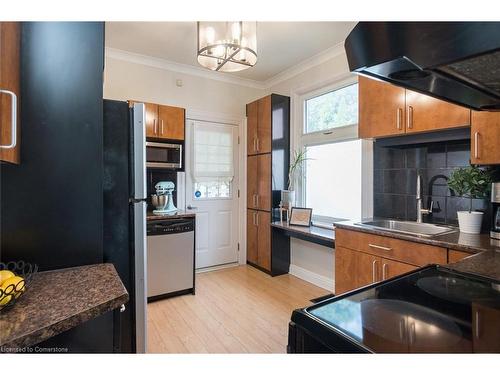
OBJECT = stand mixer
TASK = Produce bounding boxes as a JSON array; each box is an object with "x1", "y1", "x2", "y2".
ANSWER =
[{"x1": 151, "y1": 181, "x2": 178, "y2": 214}]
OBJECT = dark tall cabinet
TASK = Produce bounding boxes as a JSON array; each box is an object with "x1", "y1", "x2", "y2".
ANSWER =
[
  {"x1": 0, "y1": 22, "x2": 120, "y2": 353},
  {"x1": 246, "y1": 94, "x2": 290, "y2": 275}
]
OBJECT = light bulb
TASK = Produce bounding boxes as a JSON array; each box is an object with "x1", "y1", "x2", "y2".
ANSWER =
[
  {"x1": 205, "y1": 26, "x2": 215, "y2": 45},
  {"x1": 231, "y1": 22, "x2": 241, "y2": 42}
]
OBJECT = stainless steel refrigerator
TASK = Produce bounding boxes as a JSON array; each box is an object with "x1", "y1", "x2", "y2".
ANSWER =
[{"x1": 103, "y1": 100, "x2": 147, "y2": 353}]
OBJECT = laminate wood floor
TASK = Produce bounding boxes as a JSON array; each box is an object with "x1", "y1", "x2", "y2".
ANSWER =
[{"x1": 147, "y1": 265, "x2": 328, "y2": 353}]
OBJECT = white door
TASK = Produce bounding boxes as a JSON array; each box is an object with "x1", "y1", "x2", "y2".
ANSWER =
[{"x1": 185, "y1": 120, "x2": 239, "y2": 269}]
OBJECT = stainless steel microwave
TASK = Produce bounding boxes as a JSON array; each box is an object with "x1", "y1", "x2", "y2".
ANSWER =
[{"x1": 146, "y1": 142, "x2": 182, "y2": 169}]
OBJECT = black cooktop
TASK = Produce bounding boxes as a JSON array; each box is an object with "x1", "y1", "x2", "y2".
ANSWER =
[{"x1": 295, "y1": 265, "x2": 500, "y2": 353}]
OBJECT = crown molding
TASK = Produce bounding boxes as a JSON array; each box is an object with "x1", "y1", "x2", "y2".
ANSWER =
[
  {"x1": 262, "y1": 41, "x2": 347, "y2": 88},
  {"x1": 105, "y1": 41, "x2": 347, "y2": 91},
  {"x1": 105, "y1": 47, "x2": 266, "y2": 89}
]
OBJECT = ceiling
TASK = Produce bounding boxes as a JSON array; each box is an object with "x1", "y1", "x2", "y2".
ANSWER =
[{"x1": 105, "y1": 22, "x2": 357, "y2": 82}]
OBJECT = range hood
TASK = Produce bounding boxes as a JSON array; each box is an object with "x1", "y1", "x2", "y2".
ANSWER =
[{"x1": 345, "y1": 22, "x2": 500, "y2": 111}]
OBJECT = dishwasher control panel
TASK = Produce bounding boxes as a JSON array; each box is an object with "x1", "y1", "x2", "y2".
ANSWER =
[{"x1": 147, "y1": 218, "x2": 194, "y2": 236}]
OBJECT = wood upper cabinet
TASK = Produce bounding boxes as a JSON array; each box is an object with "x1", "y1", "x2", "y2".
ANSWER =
[
  {"x1": 247, "y1": 155, "x2": 259, "y2": 209},
  {"x1": 257, "y1": 95, "x2": 272, "y2": 153},
  {"x1": 247, "y1": 209, "x2": 271, "y2": 272},
  {"x1": 246, "y1": 100, "x2": 258, "y2": 156},
  {"x1": 129, "y1": 101, "x2": 185, "y2": 140},
  {"x1": 157, "y1": 104, "x2": 185, "y2": 141},
  {"x1": 359, "y1": 76, "x2": 406, "y2": 138},
  {"x1": 0, "y1": 22, "x2": 21, "y2": 164},
  {"x1": 471, "y1": 111, "x2": 500, "y2": 165},
  {"x1": 359, "y1": 76, "x2": 471, "y2": 139},
  {"x1": 246, "y1": 95, "x2": 272, "y2": 155},
  {"x1": 405, "y1": 90, "x2": 470, "y2": 134},
  {"x1": 247, "y1": 153, "x2": 271, "y2": 211},
  {"x1": 144, "y1": 103, "x2": 159, "y2": 138}
]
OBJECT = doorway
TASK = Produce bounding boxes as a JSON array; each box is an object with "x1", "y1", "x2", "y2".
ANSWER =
[{"x1": 185, "y1": 119, "x2": 240, "y2": 269}]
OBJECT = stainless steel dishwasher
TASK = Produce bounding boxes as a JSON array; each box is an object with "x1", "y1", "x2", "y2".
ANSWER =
[{"x1": 146, "y1": 217, "x2": 195, "y2": 301}]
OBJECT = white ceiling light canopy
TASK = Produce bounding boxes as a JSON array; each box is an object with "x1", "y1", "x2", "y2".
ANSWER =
[{"x1": 197, "y1": 21, "x2": 257, "y2": 72}]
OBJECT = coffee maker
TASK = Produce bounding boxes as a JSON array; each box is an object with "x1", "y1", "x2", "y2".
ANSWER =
[{"x1": 491, "y1": 182, "x2": 500, "y2": 240}]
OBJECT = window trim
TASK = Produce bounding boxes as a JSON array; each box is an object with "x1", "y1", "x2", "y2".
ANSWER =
[
  {"x1": 290, "y1": 74, "x2": 373, "y2": 223},
  {"x1": 303, "y1": 81, "x2": 359, "y2": 136}
]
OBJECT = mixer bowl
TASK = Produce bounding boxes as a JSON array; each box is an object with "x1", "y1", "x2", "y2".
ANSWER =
[{"x1": 151, "y1": 194, "x2": 167, "y2": 210}]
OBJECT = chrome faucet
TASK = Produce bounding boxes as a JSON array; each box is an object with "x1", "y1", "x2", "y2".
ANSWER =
[{"x1": 416, "y1": 174, "x2": 433, "y2": 223}]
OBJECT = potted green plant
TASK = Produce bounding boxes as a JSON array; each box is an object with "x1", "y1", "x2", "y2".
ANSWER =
[
  {"x1": 447, "y1": 166, "x2": 492, "y2": 234},
  {"x1": 281, "y1": 149, "x2": 309, "y2": 209}
]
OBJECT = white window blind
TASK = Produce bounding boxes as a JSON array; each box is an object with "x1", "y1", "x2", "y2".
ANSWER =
[{"x1": 192, "y1": 121, "x2": 234, "y2": 183}]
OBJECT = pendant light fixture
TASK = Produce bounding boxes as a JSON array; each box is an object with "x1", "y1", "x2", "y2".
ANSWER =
[{"x1": 197, "y1": 22, "x2": 257, "y2": 72}]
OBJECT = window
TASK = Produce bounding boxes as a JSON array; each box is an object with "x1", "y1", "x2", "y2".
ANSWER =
[
  {"x1": 304, "y1": 83, "x2": 358, "y2": 134},
  {"x1": 295, "y1": 78, "x2": 372, "y2": 223},
  {"x1": 304, "y1": 140, "x2": 363, "y2": 221},
  {"x1": 192, "y1": 121, "x2": 235, "y2": 199}
]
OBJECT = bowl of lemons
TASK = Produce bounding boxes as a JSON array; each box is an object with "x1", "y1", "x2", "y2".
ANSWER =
[{"x1": 0, "y1": 261, "x2": 38, "y2": 311}]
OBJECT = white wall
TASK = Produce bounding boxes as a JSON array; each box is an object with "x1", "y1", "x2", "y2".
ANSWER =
[{"x1": 104, "y1": 54, "x2": 264, "y2": 117}]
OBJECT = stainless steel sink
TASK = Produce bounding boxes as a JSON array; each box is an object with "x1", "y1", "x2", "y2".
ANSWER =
[{"x1": 354, "y1": 220, "x2": 457, "y2": 237}]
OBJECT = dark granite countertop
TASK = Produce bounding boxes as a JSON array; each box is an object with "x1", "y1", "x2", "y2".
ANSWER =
[
  {"x1": 0, "y1": 263, "x2": 128, "y2": 349},
  {"x1": 147, "y1": 209, "x2": 196, "y2": 221},
  {"x1": 271, "y1": 221, "x2": 335, "y2": 247},
  {"x1": 447, "y1": 250, "x2": 500, "y2": 281},
  {"x1": 334, "y1": 221, "x2": 500, "y2": 254}
]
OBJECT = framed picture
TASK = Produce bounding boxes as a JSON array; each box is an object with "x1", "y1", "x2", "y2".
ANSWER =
[{"x1": 289, "y1": 207, "x2": 312, "y2": 227}]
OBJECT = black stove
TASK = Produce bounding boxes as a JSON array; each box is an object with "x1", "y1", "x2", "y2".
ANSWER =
[{"x1": 288, "y1": 265, "x2": 500, "y2": 353}]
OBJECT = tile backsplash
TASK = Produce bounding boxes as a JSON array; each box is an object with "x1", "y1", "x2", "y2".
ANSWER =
[{"x1": 373, "y1": 140, "x2": 497, "y2": 230}]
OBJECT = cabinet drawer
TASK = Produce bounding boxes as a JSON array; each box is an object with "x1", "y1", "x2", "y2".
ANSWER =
[{"x1": 335, "y1": 228, "x2": 447, "y2": 266}]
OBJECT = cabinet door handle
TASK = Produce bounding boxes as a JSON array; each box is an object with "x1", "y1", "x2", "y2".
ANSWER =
[
  {"x1": 396, "y1": 108, "x2": 402, "y2": 130},
  {"x1": 399, "y1": 319, "x2": 406, "y2": 341},
  {"x1": 475, "y1": 310, "x2": 480, "y2": 339},
  {"x1": 474, "y1": 131, "x2": 479, "y2": 159},
  {"x1": 382, "y1": 263, "x2": 388, "y2": 280},
  {"x1": 256, "y1": 138, "x2": 260, "y2": 151},
  {"x1": 153, "y1": 119, "x2": 157, "y2": 134},
  {"x1": 252, "y1": 194, "x2": 257, "y2": 207},
  {"x1": 160, "y1": 119, "x2": 164, "y2": 135},
  {"x1": 409, "y1": 321, "x2": 416, "y2": 345},
  {"x1": 253, "y1": 137, "x2": 257, "y2": 152},
  {"x1": 0, "y1": 89, "x2": 17, "y2": 149},
  {"x1": 407, "y1": 105, "x2": 414, "y2": 129},
  {"x1": 369, "y1": 243, "x2": 392, "y2": 251},
  {"x1": 252, "y1": 212, "x2": 257, "y2": 226},
  {"x1": 372, "y1": 260, "x2": 378, "y2": 282},
  {"x1": 256, "y1": 194, "x2": 259, "y2": 207},
  {"x1": 256, "y1": 212, "x2": 259, "y2": 226}
]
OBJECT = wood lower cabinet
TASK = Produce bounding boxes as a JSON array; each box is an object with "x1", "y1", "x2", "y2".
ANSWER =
[
  {"x1": 359, "y1": 76, "x2": 406, "y2": 138},
  {"x1": 335, "y1": 246, "x2": 379, "y2": 294},
  {"x1": 472, "y1": 302, "x2": 500, "y2": 352},
  {"x1": 335, "y1": 246, "x2": 417, "y2": 295},
  {"x1": 247, "y1": 209, "x2": 271, "y2": 271},
  {"x1": 335, "y1": 228, "x2": 444, "y2": 294},
  {"x1": 405, "y1": 90, "x2": 470, "y2": 134},
  {"x1": 471, "y1": 111, "x2": 500, "y2": 165},
  {"x1": 0, "y1": 22, "x2": 21, "y2": 164}
]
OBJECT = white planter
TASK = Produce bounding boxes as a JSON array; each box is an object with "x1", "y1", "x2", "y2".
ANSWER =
[
  {"x1": 281, "y1": 190, "x2": 296, "y2": 209},
  {"x1": 457, "y1": 211, "x2": 483, "y2": 234}
]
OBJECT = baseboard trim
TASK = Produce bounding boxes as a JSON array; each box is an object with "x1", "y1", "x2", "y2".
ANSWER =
[
  {"x1": 289, "y1": 264, "x2": 334, "y2": 292},
  {"x1": 196, "y1": 262, "x2": 239, "y2": 274}
]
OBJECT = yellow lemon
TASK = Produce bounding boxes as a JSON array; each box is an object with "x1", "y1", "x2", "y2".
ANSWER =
[
  {"x1": 0, "y1": 270, "x2": 15, "y2": 284},
  {"x1": 0, "y1": 287, "x2": 12, "y2": 306},
  {"x1": 1, "y1": 276, "x2": 25, "y2": 298}
]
